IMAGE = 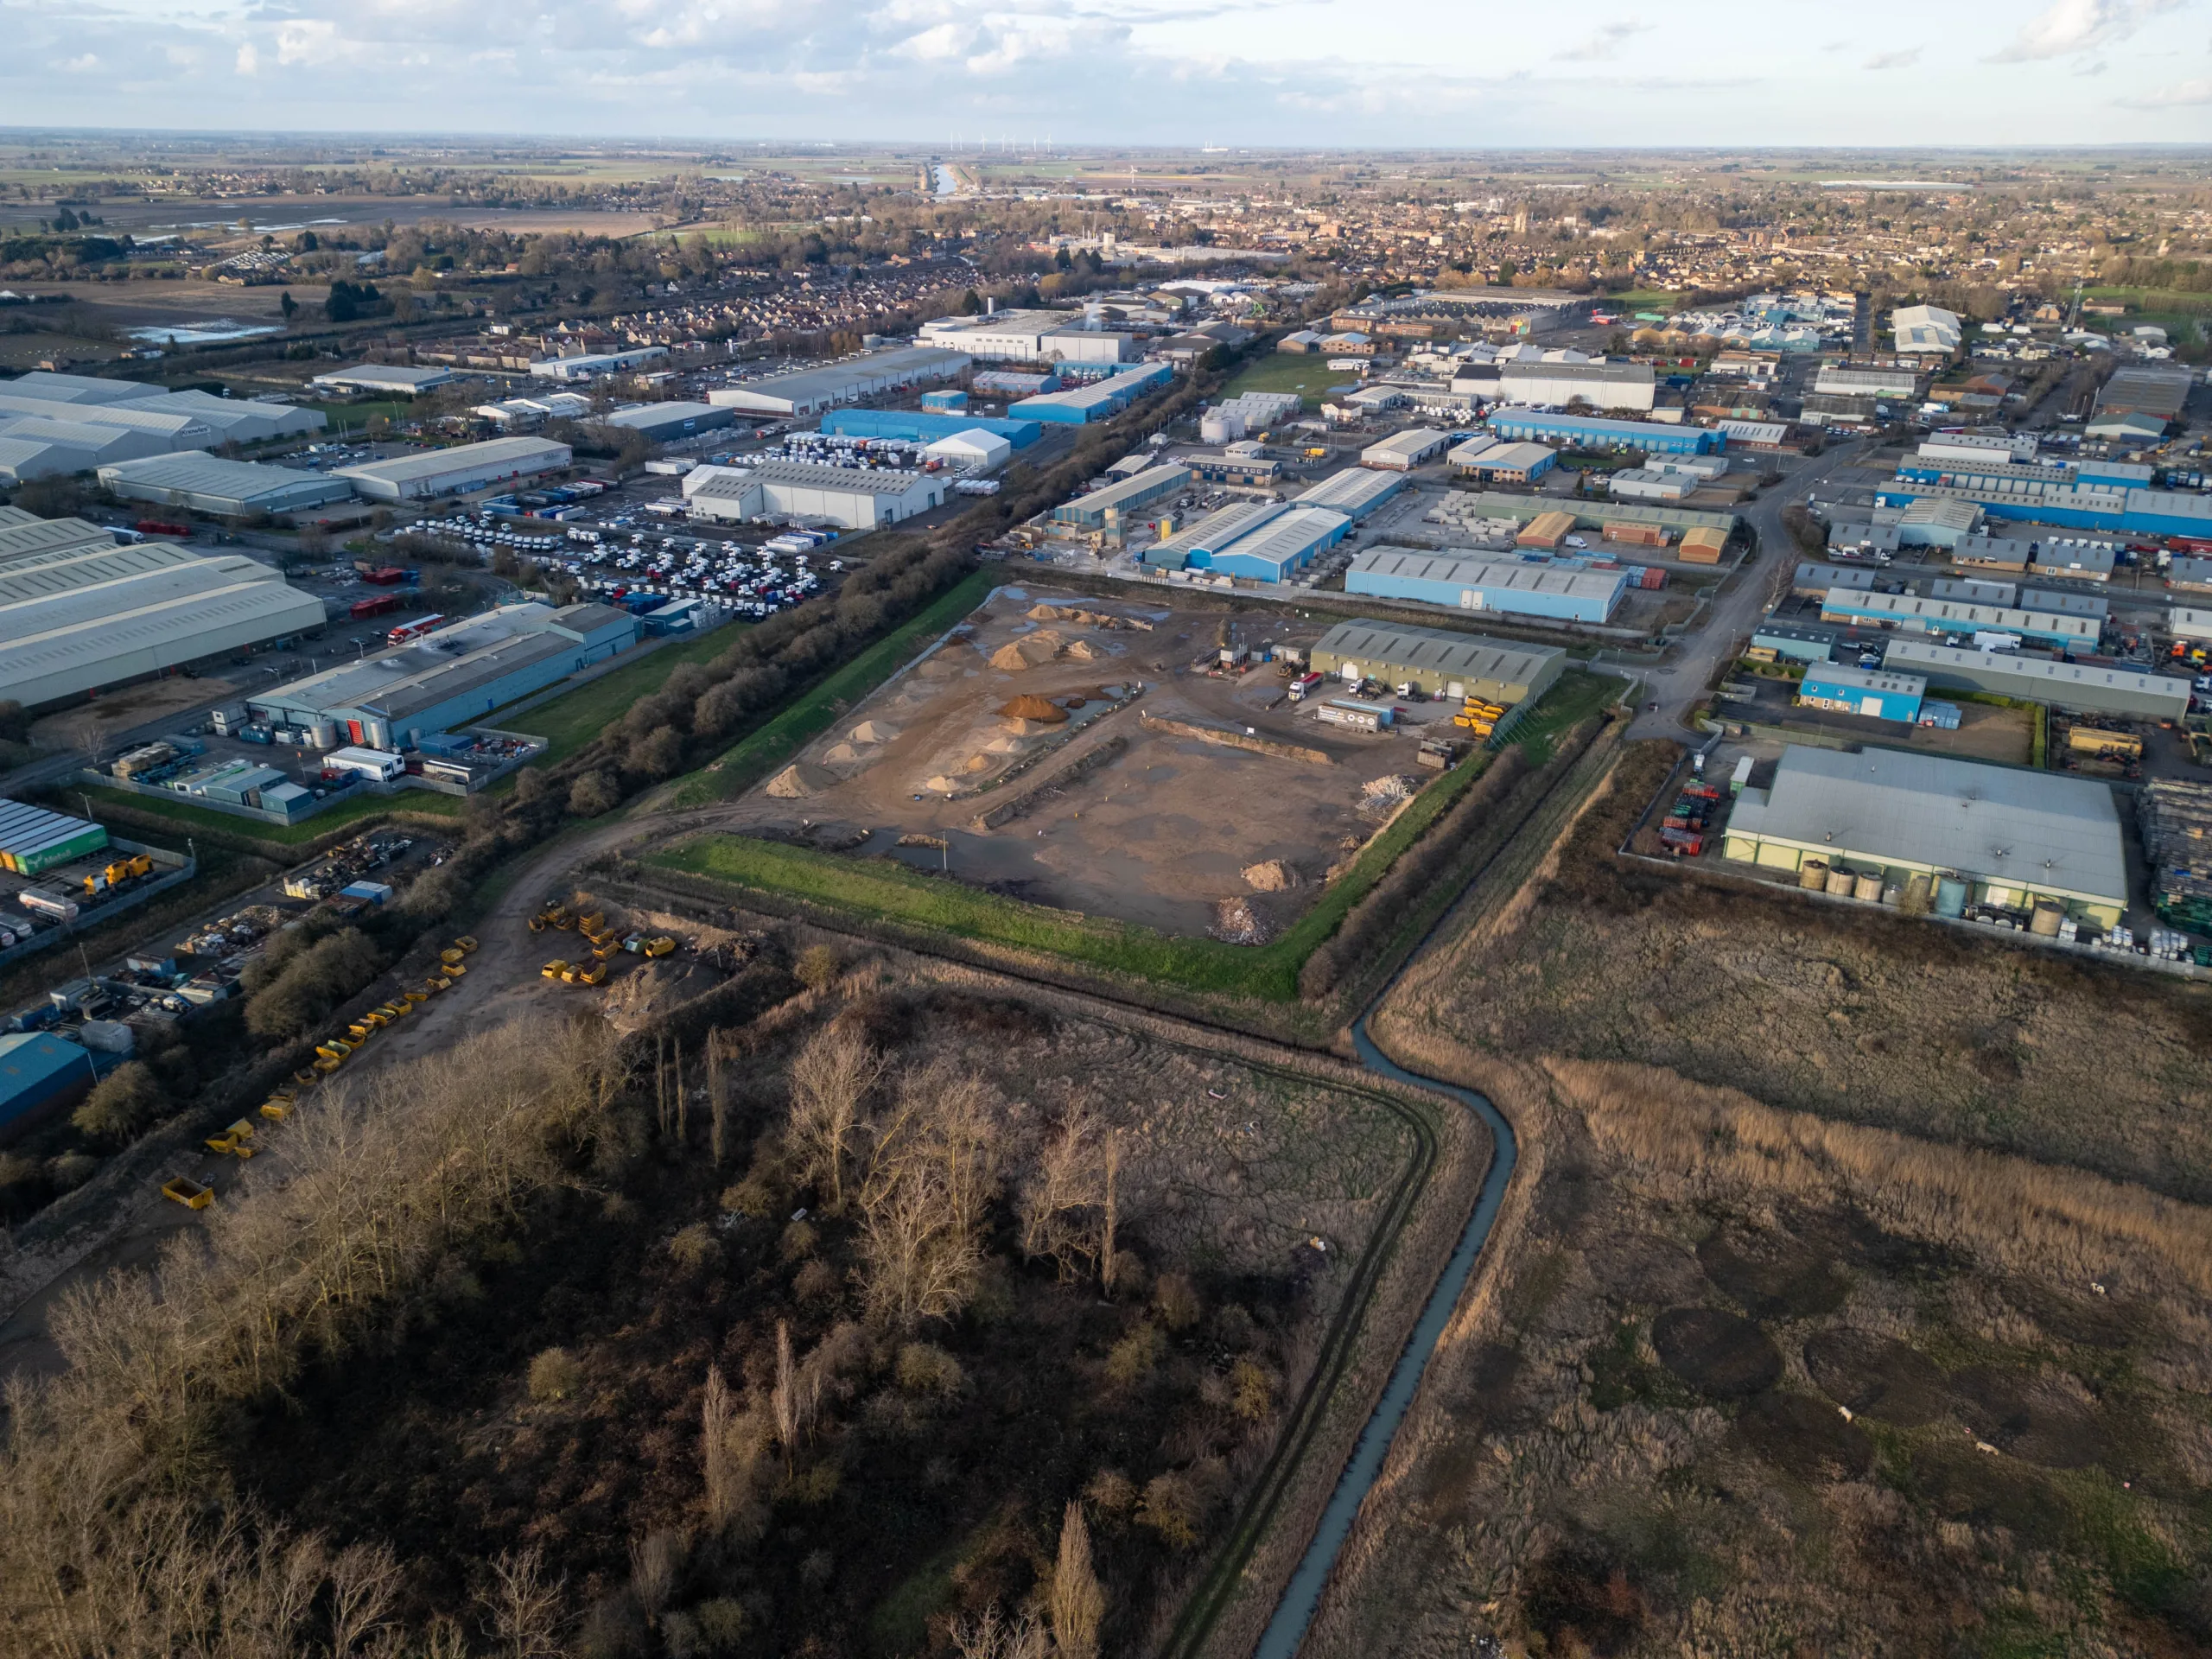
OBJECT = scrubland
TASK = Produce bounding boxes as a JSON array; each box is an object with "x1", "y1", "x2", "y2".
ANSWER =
[{"x1": 1323, "y1": 740, "x2": 2212, "y2": 1656}]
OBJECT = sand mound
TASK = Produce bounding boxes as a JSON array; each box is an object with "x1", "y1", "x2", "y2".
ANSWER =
[
  {"x1": 849, "y1": 721, "x2": 899, "y2": 744},
  {"x1": 983, "y1": 733, "x2": 1027, "y2": 754},
  {"x1": 1064, "y1": 639, "x2": 1109, "y2": 661},
  {"x1": 961, "y1": 753, "x2": 995, "y2": 773},
  {"x1": 998, "y1": 695, "x2": 1068, "y2": 724},
  {"x1": 988, "y1": 630, "x2": 1066, "y2": 672},
  {"x1": 1027, "y1": 602, "x2": 1152, "y2": 632},
  {"x1": 1210, "y1": 897, "x2": 1272, "y2": 945},
  {"x1": 766, "y1": 761, "x2": 837, "y2": 798},
  {"x1": 924, "y1": 774, "x2": 962, "y2": 796},
  {"x1": 1243, "y1": 860, "x2": 1298, "y2": 893},
  {"x1": 823, "y1": 743, "x2": 864, "y2": 765},
  {"x1": 1001, "y1": 718, "x2": 1054, "y2": 736}
]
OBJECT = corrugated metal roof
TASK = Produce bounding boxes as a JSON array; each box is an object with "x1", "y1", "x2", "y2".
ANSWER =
[
  {"x1": 1211, "y1": 507, "x2": 1347, "y2": 570},
  {"x1": 1727, "y1": 744, "x2": 2125, "y2": 903},
  {"x1": 0, "y1": 516, "x2": 115, "y2": 564},
  {"x1": 1882, "y1": 639, "x2": 2191, "y2": 715},
  {"x1": 337, "y1": 436, "x2": 569, "y2": 487},
  {"x1": 98, "y1": 452, "x2": 348, "y2": 508},
  {"x1": 1294, "y1": 468, "x2": 1403, "y2": 515},
  {"x1": 1351, "y1": 547, "x2": 1626, "y2": 603},
  {"x1": 1313, "y1": 619, "x2": 1565, "y2": 686}
]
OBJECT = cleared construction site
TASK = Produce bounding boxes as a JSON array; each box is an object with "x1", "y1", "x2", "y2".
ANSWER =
[{"x1": 720, "y1": 586, "x2": 1471, "y2": 938}]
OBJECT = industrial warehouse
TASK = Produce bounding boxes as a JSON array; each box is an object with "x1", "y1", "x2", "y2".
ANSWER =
[
  {"x1": 1879, "y1": 639, "x2": 2194, "y2": 721},
  {"x1": 1141, "y1": 499, "x2": 1351, "y2": 582},
  {"x1": 0, "y1": 511, "x2": 328, "y2": 709},
  {"x1": 594, "y1": 402, "x2": 734, "y2": 442},
  {"x1": 1052, "y1": 465, "x2": 1189, "y2": 531},
  {"x1": 247, "y1": 601, "x2": 639, "y2": 751},
  {"x1": 708, "y1": 346, "x2": 971, "y2": 416},
  {"x1": 97, "y1": 452, "x2": 357, "y2": 518},
  {"x1": 1723, "y1": 746, "x2": 2129, "y2": 928},
  {"x1": 682, "y1": 458, "x2": 947, "y2": 529},
  {"x1": 1308, "y1": 620, "x2": 1566, "y2": 706},
  {"x1": 337, "y1": 436, "x2": 572, "y2": 502},
  {"x1": 1345, "y1": 547, "x2": 1627, "y2": 623},
  {"x1": 1009, "y1": 364, "x2": 1175, "y2": 424}
]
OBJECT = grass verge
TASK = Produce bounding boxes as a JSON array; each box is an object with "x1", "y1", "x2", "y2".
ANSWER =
[
  {"x1": 495, "y1": 626, "x2": 745, "y2": 769},
  {"x1": 72, "y1": 781, "x2": 463, "y2": 849},
  {"x1": 661, "y1": 569, "x2": 997, "y2": 810},
  {"x1": 1217, "y1": 353, "x2": 1351, "y2": 411},
  {"x1": 648, "y1": 673, "x2": 1616, "y2": 1000}
]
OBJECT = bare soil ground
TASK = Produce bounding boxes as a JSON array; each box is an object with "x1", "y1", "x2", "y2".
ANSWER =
[
  {"x1": 1299, "y1": 738, "x2": 2212, "y2": 1657},
  {"x1": 29, "y1": 674, "x2": 244, "y2": 753},
  {"x1": 707, "y1": 587, "x2": 1452, "y2": 938}
]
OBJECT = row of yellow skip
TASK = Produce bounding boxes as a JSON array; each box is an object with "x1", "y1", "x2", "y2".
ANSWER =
[{"x1": 160, "y1": 934, "x2": 482, "y2": 1211}]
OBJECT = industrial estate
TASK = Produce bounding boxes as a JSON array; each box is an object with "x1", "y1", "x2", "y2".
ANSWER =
[{"x1": 0, "y1": 128, "x2": 2208, "y2": 1659}]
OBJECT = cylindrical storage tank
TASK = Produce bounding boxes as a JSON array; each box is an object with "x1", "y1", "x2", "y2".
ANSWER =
[
  {"x1": 1882, "y1": 882, "x2": 1904, "y2": 907},
  {"x1": 2031, "y1": 899, "x2": 2065, "y2": 938},
  {"x1": 1799, "y1": 857, "x2": 1830, "y2": 891},
  {"x1": 1854, "y1": 871, "x2": 1884, "y2": 902},
  {"x1": 1935, "y1": 877, "x2": 1967, "y2": 918},
  {"x1": 1827, "y1": 866, "x2": 1857, "y2": 896},
  {"x1": 310, "y1": 720, "x2": 338, "y2": 750}
]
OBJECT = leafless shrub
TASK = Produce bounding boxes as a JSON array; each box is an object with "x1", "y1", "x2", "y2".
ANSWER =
[
  {"x1": 1154, "y1": 1272, "x2": 1202, "y2": 1332},
  {"x1": 1105, "y1": 1324, "x2": 1166, "y2": 1389},
  {"x1": 895, "y1": 1341, "x2": 966, "y2": 1396},
  {"x1": 1020, "y1": 1107, "x2": 1113, "y2": 1283},
  {"x1": 855, "y1": 1061, "x2": 1003, "y2": 1328},
  {"x1": 1051, "y1": 1498, "x2": 1106, "y2": 1659},
  {"x1": 950, "y1": 1605, "x2": 1051, "y2": 1659},
  {"x1": 628, "y1": 1529, "x2": 687, "y2": 1624}
]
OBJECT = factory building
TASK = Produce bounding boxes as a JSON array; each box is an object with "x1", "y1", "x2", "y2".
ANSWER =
[
  {"x1": 1793, "y1": 562, "x2": 1880, "y2": 599},
  {"x1": 1815, "y1": 588, "x2": 2100, "y2": 650},
  {"x1": 0, "y1": 508, "x2": 111, "y2": 563},
  {"x1": 97, "y1": 453, "x2": 356, "y2": 518},
  {"x1": 682, "y1": 460, "x2": 945, "y2": 530},
  {"x1": 1309, "y1": 620, "x2": 1567, "y2": 706},
  {"x1": 595, "y1": 401, "x2": 735, "y2": 442},
  {"x1": 1723, "y1": 745, "x2": 2126, "y2": 926},
  {"x1": 132, "y1": 390, "x2": 325, "y2": 446},
  {"x1": 249, "y1": 602, "x2": 639, "y2": 751},
  {"x1": 312, "y1": 364, "x2": 458, "y2": 397},
  {"x1": 1892, "y1": 499, "x2": 1985, "y2": 549},
  {"x1": 1877, "y1": 479, "x2": 2212, "y2": 542},
  {"x1": 0, "y1": 419, "x2": 171, "y2": 477},
  {"x1": 1815, "y1": 365, "x2": 1920, "y2": 399},
  {"x1": 1293, "y1": 467, "x2": 1406, "y2": 519},
  {"x1": 923, "y1": 429, "x2": 1012, "y2": 471},
  {"x1": 817, "y1": 410, "x2": 1039, "y2": 453},
  {"x1": 1751, "y1": 620, "x2": 1841, "y2": 664},
  {"x1": 1797, "y1": 661, "x2": 1926, "y2": 722},
  {"x1": 527, "y1": 347, "x2": 670, "y2": 382},
  {"x1": 1919, "y1": 433, "x2": 2037, "y2": 467},
  {"x1": 0, "y1": 534, "x2": 328, "y2": 709},
  {"x1": 0, "y1": 1032, "x2": 101, "y2": 1145},
  {"x1": 2096, "y1": 365, "x2": 2194, "y2": 424},
  {"x1": 1881, "y1": 638, "x2": 2191, "y2": 721},
  {"x1": 1607, "y1": 468, "x2": 1693, "y2": 502},
  {"x1": 919, "y1": 309, "x2": 1134, "y2": 363},
  {"x1": 707, "y1": 346, "x2": 972, "y2": 416},
  {"x1": 474, "y1": 393, "x2": 592, "y2": 428},
  {"x1": 2, "y1": 371, "x2": 156, "y2": 405},
  {"x1": 1484, "y1": 409, "x2": 1723, "y2": 455},
  {"x1": 1052, "y1": 466, "x2": 1190, "y2": 530},
  {"x1": 0, "y1": 434, "x2": 91, "y2": 484},
  {"x1": 1495, "y1": 360, "x2": 1656, "y2": 413},
  {"x1": 1445, "y1": 490, "x2": 1738, "y2": 541},
  {"x1": 1448, "y1": 438, "x2": 1556, "y2": 483},
  {"x1": 0, "y1": 392, "x2": 213, "y2": 454},
  {"x1": 1361, "y1": 429, "x2": 1450, "y2": 471},
  {"x1": 1009, "y1": 364, "x2": 1174, "y2": 424},
  {"x1": 338, "y1": 436, "x2": 572, "y2": 503},
  {"x1": 1891, "y1": 304, "x2": 1963, "y2": 354},
  {"x1": 1141, "y1": 501, "x2": 1348, "y2": 582},
  {"x1": 1346, "y1": 547, "x2": 1626, "y2": 623}
]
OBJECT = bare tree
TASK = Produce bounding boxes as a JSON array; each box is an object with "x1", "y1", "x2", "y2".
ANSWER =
[
  {"x1": 1051, "y1": 1499, "x2": 1106, "y2": 1659},
  {"x1": 629, "y1": 1530, "x2": 686, "y2": 1628},
  {"x1": 708, "y1": 1031, "x2": 729, "y2": 1169},
  {"x1": 950, "y1": 1605, "x2": 1051, "y2": 1659},
  {"x1": 855, "y1": 1063, "x2": 1002, "y2": 1329},
  {"x1": 701, "y1": 1364, "x2": 739, "y2": 1528},
  {"x1": 484, "y1": 1546, "x2": 564, "y2": 1659},
  {"x1": 1020, "y1": 1107, "x2": 1109, "y2": 1281},
  {"x1": 1101, "y1": 1132, "x2": 1121, "y2": 1295},
  {"x1": 786, "y1": 1025, "x2": 887, "y2": 1214},
  {"x1": 329, "y1": 1539, "x2": 403, "y2": 1655}
]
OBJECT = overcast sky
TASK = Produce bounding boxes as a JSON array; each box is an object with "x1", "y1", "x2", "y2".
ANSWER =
[{"x1": 5, "y1": 0, "x2": 2211, "y2": 148}]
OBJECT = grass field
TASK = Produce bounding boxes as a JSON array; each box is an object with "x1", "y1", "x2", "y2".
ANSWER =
[
  {"x1": 652, "y1": 672, "x2": 1617, "y2": 1000},
  {"x1": 1606, "y1": 289, "x2": 1680, "y2": 313},
  {"x1": 661, "y1": 569, "x2": 998, "y2": 810},
  {"x1": 496, "y1": 626, "x2": 742, "y2": 770},
  {"x1": 307, "y1": 400, "x2": 415, "y2": 435},
  {"x1": 75, "y1": 780, "x2": 462, "y2": 848},
  {"x1": 1217, "y1": 353, "x2": 1359, "y2": 411}
]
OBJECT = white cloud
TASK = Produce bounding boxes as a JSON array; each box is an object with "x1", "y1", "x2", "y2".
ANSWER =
[
  {"x1": 1556, "y1": 19, "x2": 1652, "y2": 60},
  {"x1": 2126, "y1": 72, "x2": 2212, "y2": 99},
  {"x1": 235, "y1": 41, "x2": 259, "y2": 73},
  {"x1": 60, "y1": 52, "x2": 99, "y2": 71},
  {"x1": 1864, "y1": 46, "x2": 1921, "y2": 67},
  {"x1": 1991, "y1": 0, "x2": 2183, "y2": 60}
]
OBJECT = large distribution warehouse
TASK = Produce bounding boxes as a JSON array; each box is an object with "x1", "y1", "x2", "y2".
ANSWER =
[
  {"x1": 338, "y1": 436, "x2": 571, "y2": 502},
  {"x1": 0, "y1": 517, "x2": 328, "y2": 709},
  {"x1": 1880, "y1": 639, "x2": 2192, "y2": 721},
  {"x1": 1495, "y1": 361, "x2": 1656, "y2": 412},
  {"x1": 1010, "y1": 364, "x2": 1174, "y2": 424},
  {"x1": 1052, "y1": 466, "x2": 1189, "y2": 530},
  {"x1": 819, "y1": 409, "x2": 1041, "y2": 449},
  {"x1": 683, "y1": 459, "x2": 946, "y2": 530},
  {"x1": 249, "y1": 601, "x2": 639, "y2": 751},
  {"x1": 1294, "y1": 467, "x2": 1406, "y2": 519},
  {"x1": 1723, "y1": 745, "x2": 2127, "y2": 926},
  {"x1": 1484, "y1": 409, "x2": 1723, "y2": 455},
  {"x1": 708, "y1": 346, "x2": 971, "y2": 416},
  {"x1": 1817, "y1": 588, "x2": 2101, "y2": 649},
  {"x1": 1346, "y1": 547, "x2": 1626, "y2": 623},
  {"x1": 1308, "y1": 620, "x2": 1566, "y2": 706},
  {"x1": 596, "y1": 401, "x2": 734, "y2": 442},
  {"x1": 97, "y1": 452, "x2": 356, "y2": 518},
  {"x1": 1141, "y1": 500, "x2": 1348, "y2": 582},
  {"x1": 920, "y1": 310, "x2": 1133, "y2": 363}
]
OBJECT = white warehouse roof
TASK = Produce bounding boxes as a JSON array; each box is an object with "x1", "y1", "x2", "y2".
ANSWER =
[
  {"x1": 337, "y1": 436, "x2": 570, "y2": 500},
  {"x1": 707, "y1": 346, "x2": 970, "y2": 415},
  {"x1": 98, "y1": 452, "x2": 356, "y2": 516}
]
